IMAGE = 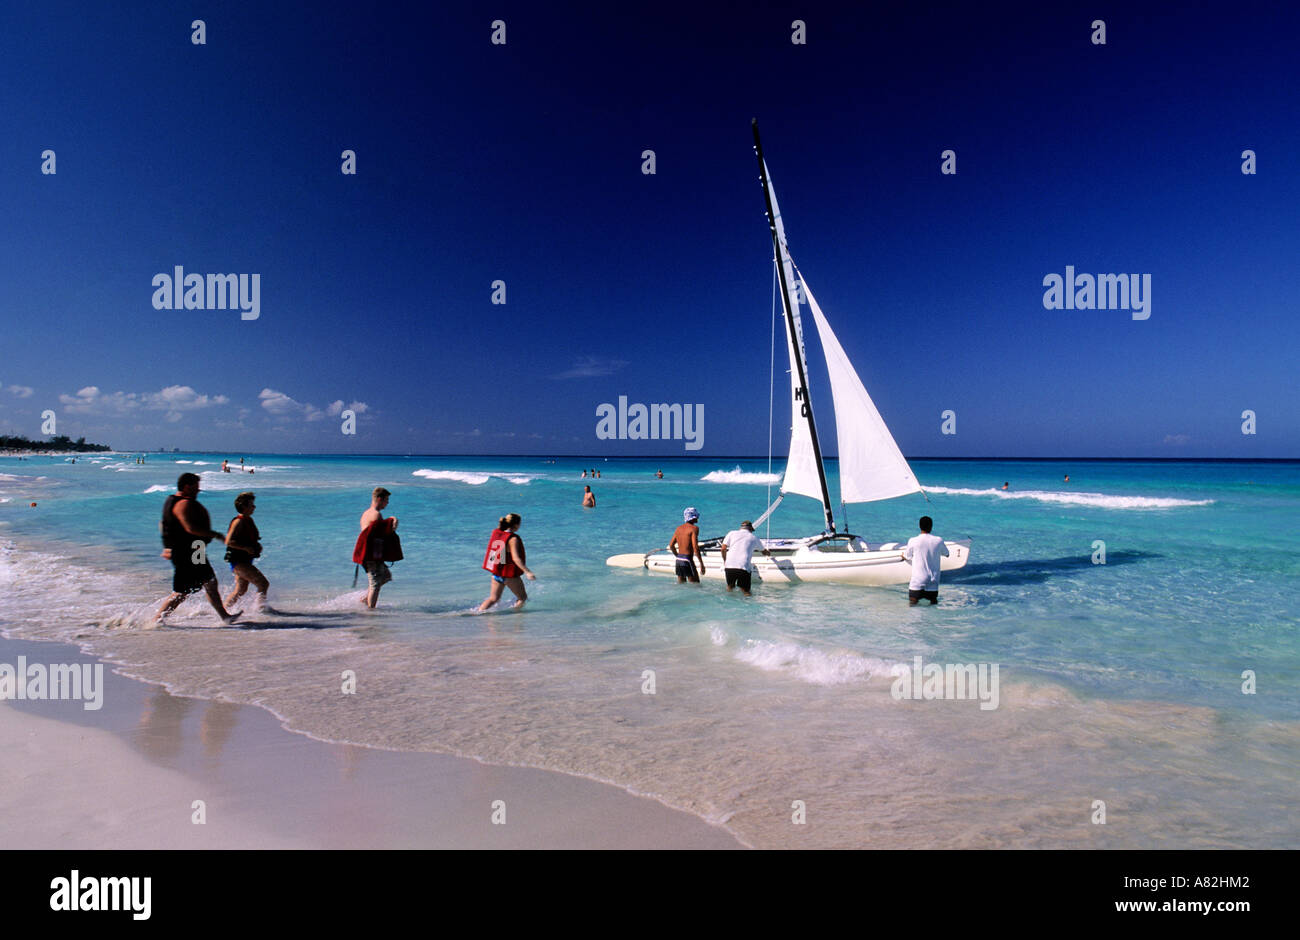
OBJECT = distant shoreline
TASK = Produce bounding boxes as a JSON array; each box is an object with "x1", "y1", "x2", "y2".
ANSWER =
[{"x1": 1, "y1": 449, "x2": 122, "y2": 458}]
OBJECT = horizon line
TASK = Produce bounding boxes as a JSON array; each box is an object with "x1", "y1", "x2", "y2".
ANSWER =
[{"x1": 11, "y1": 451, "x2": 1297, "y2": 463}]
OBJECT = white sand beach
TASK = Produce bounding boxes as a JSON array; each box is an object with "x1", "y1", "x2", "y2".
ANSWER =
[{"x1": 0, "y1": 637, "x2": 742, "y2": 849}]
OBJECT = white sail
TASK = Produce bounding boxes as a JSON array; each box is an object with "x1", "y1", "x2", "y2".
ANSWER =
[
  {"x1": 765, "y1": 159, "x2": 824, "y2": 504},
  {"x1": 800, "y1": 270, "x2": 921, "y2": 503}
]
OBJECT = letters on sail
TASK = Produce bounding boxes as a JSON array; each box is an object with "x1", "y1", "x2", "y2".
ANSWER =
[{"x1": 765, "y1": 159, "x2": 824, "y2": 504}]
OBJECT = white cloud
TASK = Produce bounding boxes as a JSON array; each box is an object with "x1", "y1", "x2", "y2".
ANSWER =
[
  {"x1": 59, "y1": 384, "x2": 229, "y2": 421},
  {"x1": 260, "y1": 388, "x2": 369, "y2": 423},
  {"x1": 152, "y1": 385, "x2": 226, "y2": 410},
  {"x1": 258, "y1": 388, "x2": 303, "y2": 416},
  {"x1": 6, "y1": 385, "x2": 34, "y2": 398},
  {"x1": 551, "y1": 356, "x2": 629, "y2": 380},
  {"x1": 325, "y1": 399, "x2": 369, "y2": 418}
]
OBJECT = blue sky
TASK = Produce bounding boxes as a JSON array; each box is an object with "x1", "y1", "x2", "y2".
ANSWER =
[{"x1": 1, "y1": 0, "x2": 1296, "y2": 457}]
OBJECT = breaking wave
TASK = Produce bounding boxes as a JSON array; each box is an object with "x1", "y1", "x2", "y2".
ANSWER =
[
  {"x1": 412, "y1": 469, "x2": 534, "y2": 486},
  {"x1": 923, "y1": 486, "x2": 1212, "y2": 510},
  {"x1": 701, "y1": 466, "x2": 782, "y2": 485},
  {"x1": 734, "y1": 638, "x2": 902, "y2": 686}
]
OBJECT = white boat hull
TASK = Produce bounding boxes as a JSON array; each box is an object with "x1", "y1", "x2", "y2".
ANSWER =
[{"x1": 632, "y1": 536, "x2": 971, "y2": 587}]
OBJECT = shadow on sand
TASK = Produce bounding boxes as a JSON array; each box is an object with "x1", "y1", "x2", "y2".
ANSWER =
[
  {"x1": 237, "y1": 609, "x2": 360, "y2": 630},
  {"x1": 951, "y1": 549, "x2": 1159, "y2": 586},
  {"x1": 156, "y1": 610, "x2": 359, "y2": 631},
  {"x1": 413, "y1": 604, "x2": 492, "y2": 617}
]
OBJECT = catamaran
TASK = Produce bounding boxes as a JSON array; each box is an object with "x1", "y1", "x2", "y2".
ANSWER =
[{"x1": 607, "y1": 121, "x2": 971, "y2": 586}]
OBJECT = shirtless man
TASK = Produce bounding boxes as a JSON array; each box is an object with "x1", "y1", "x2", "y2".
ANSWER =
[
  {"x1": 582, "y1": 485, "x2": 596, "y2": 507},
  {"x1": 359, "y1": 487, "x2": 397, "y2": 608},
  {"x1": 668, "y1": 507, "x2": 705, "y2": 583},
  {"x1": 156, "y1": 473, "x2": 240, "y2": 624}
]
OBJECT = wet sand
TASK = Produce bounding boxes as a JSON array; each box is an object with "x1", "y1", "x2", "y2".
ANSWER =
[{"x1": 0, "y1": 636, "x2": 743, "y2": 849}]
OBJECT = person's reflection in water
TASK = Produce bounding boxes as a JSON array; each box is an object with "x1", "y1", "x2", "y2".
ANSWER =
[
  {"x1": 200, "y1": 700, "x2": 240, "y2": 763},
  {"x1": 136, "y1": 686, "x2": 193, "y2": 763}
]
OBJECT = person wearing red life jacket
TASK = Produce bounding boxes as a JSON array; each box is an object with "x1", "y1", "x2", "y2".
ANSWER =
[
  {"x1": 478, "y1": 513, "x2": 536, "y2": 611},
  {"x1": 355, "y1": 487, "x2": 399, "y2": 608}
]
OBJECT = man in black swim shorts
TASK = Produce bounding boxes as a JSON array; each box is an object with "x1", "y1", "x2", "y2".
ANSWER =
[
  {"x1": 155, "y1": 473, "x2": 240, "y2": 624},
  {"x1": 668, "y1": 507, "x2": 704, "y2": 583}
]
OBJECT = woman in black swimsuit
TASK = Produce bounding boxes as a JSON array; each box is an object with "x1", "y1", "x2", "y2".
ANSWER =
[{"x1": 224, "y1": 491, "x2": 270, "y2": 611}]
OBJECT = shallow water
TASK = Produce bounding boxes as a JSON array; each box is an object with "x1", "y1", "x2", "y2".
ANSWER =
[{"x1": 2, "y1": 454, "x2": 1297, "y2": 847}]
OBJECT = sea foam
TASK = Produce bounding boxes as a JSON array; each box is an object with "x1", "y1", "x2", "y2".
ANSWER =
[
  {"x1": 923, "y1": 485, "x2": 1212, "y2": 510},
  {"x1": 412, "y1": 469, "x2": 533, "y2": 485},
  {"x1": 701, "y1": 466, "x2": 783, "y2": 485},
  {"x1": 734, "y1": 639, "x2": 902, "y2": 686}
]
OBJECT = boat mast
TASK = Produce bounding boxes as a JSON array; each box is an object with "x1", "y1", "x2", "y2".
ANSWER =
[{"x1": 752, "y1": 119, "x2": 836, "y2": 533}]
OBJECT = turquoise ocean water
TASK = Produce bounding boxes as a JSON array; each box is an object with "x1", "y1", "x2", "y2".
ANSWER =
[{"x1": 1, "y1": 453, "x2": 1297, "y2": 847}]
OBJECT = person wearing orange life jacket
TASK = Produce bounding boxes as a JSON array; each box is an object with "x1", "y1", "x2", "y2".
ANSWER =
[{"x1": 478, "y1": 513, "x2": 536, "y2": 611}]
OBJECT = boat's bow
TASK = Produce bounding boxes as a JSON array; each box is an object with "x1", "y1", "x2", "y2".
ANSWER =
[{"x1": 605, "y1": 553, "x2": 651, "y2": 569}]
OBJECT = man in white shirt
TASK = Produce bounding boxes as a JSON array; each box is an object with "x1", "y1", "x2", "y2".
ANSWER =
[
  {"x1": 720, "y1": 520, "x2": 770, "y2": 596},
  {"x1": 902, "y1": 515, "x2": 948, "y2": 606}
]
